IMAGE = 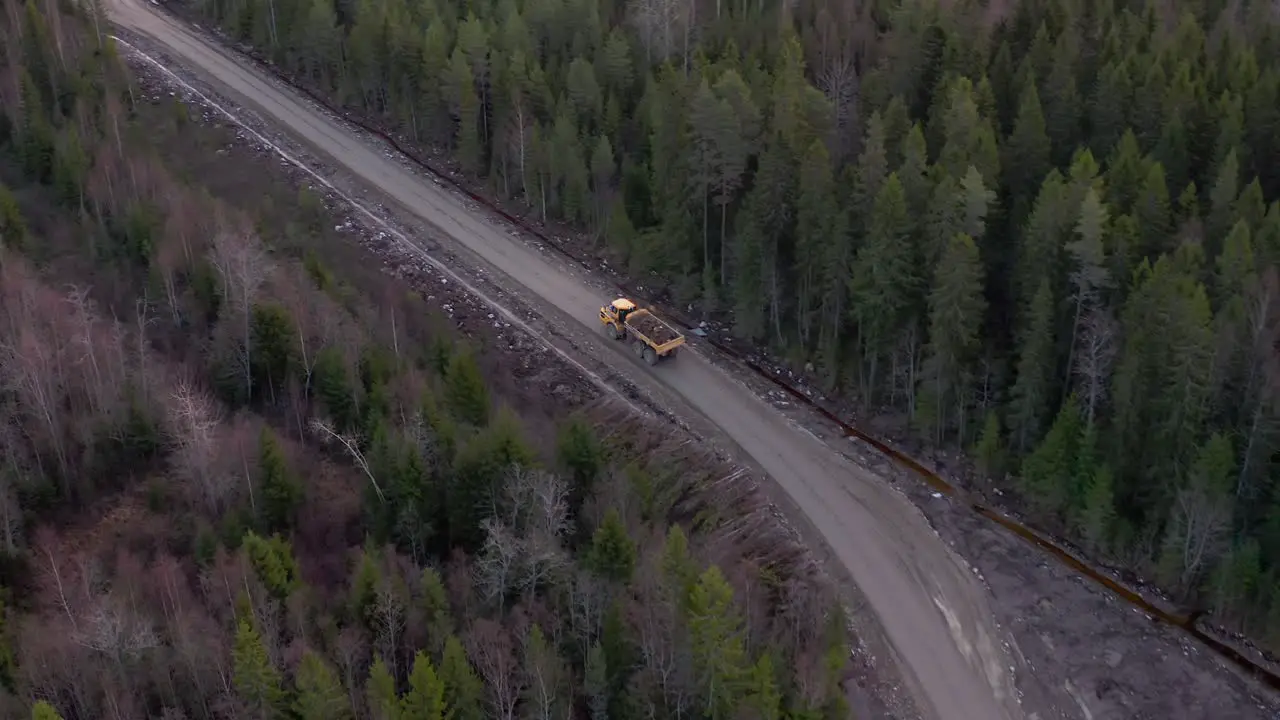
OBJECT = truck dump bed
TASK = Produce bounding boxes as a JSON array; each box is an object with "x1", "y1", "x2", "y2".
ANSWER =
[{"x1": 628, "y1": 310, "x2": 681, "y2": 345}]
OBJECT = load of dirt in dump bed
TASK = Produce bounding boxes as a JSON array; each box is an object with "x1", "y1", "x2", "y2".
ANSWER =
[{"x1": 629, "y1": 311, "x2": 681, "y2": 344}]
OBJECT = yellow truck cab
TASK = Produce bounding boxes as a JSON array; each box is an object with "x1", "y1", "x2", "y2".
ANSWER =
[{"x1": 599, "y1": 297, "x2": 685, "y2": 365}]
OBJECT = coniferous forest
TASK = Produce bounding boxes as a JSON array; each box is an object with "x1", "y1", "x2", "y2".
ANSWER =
[
  {"x1": 181, "y1": 0, "x2": 1280, "y2": 650},
  {"x1": 0, "y1": 1, "x2": 858, "y2": 718}
]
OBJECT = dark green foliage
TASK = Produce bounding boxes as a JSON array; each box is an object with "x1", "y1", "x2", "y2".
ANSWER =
[
  {"x1": 233, "y1": 618, "x2": 286, "y2": 718},
  {"x1": 448, "y1": 407, "x2": 534, "y2": 548},
  {"x1": 242, "y1": 531, "x2": 301, "y2": 599},
  {"x1": 1020, "y1": 395, "x2": 1084, "y2": 519},
  {"x1": 439, "y1": 635, "x2": 483, "y2": 720},
  {"x1": 294, "y1": 650, "x2": 351, "y2": 720},
  {"x1": 557, "y1": 415, "x2": 604, "y2": 528},
  {"x1": 250, "y1": 302, "x2": 299, "y2": 403},
  {"x1": 444, "y1": 347, "x2": 490, "y2": 427},
  {"x1": 313, "y1": 346, "x2": 358, "y2": 431},
  {"x1": 587, "y1": 508, "x2": 636, "y2": 583},
  {"x1": 258, "y1": 427, "x2": 303, "y2": 532},
  {"x1": 0, "y1": 183, "x2": 27, "y2": 252}
]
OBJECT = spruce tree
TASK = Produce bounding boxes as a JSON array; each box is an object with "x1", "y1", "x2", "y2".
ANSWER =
[
  {"x1": 1020, "y1": 395, "x2": 1083, "y2": 519},
  {"x1": 294, "y1": 650, "x2": 351, "y2": 720},
  {"x1": 402, "y1": 652, "x2": 448, "y2": 720},
  {"x1": 444, "y1": 347, "x2": 490, "y2": 427},
  {"x1": 920, "y1": 233, "x2": 987, "y2": 443},
  {"x1": 233, "y1": 619, "x2": 285, "y2": 719},
  {"x1": 1007, "y1": 280, "x2": 1057, "y2": 452},
  {"x1": 1004, "y1": 74, "x2": 1051, "y2": 219},
  {"x1": 366, "y1": 656, "x2": 400, "y2": 720},
  {"x1": 851, "y1": 174, "x2": 918, "y2": 395},
  {"x1": 688, "y1": 566, "x2": 747, "y2": 720},
  {"x1": 259, "y1": 427, "x2": 302, "y2": 532},
  {"x1": 588, "y1": 508, "x2": 637, "y2": 584},
  {"x1": 439, "y1": 636, "x2": 483, "y2": 720}
]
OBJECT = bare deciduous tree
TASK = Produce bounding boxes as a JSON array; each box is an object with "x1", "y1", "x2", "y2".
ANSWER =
[
  {"x1": 166, "y1": 379, "x2": 232, "y2": 512},
  {"x1": 208, "y1": 228, "x2": 271, "y2": 400},
  {"x1": 1073, "y1": 308, "x2": 1118, "y2": 425},
  {"x1": 310, "y1": 418, "x2": 385, "y2": 502},
  {"x1": 466, "y1": 618, "x2": 523, "y2": 720},
  {"x1": 373, "y1": 578, "x2": 407, "y2": 678},
  {"x1": 632, "y1": 558, "x2": 693, "y2": 720},
  {"x1": 1164, "y1": 481, "x2": 1233, "y2": 592},
  {"x1": 475, "y1": 518, "x2": 522, "y2": 608},
  {"x1": 334, "y1": 625, "x2": 368, "y2": 714},
  {"x1": 629, "y1": 0, "x2": 690, "y2": 65},
  {"x1": 520, "y1": 622, "x2": 567, "y2": 720}
]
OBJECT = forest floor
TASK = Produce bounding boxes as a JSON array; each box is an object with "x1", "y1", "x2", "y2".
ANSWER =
[
  {"x1": 120, "y1": 7, "x2": 1280, "y2": 719},
  {"x1": 113, "y1": 37, "x2": 916, "y2": 720}
]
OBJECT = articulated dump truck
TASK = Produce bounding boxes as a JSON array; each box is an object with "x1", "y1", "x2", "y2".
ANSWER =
[{"x1": 599, "y1": 297, "x2": 685, "y2": 365}]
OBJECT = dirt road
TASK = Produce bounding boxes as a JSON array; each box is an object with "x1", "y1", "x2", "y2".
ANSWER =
[{"x1": 102, "y1": 2, "x2": 1029, "y2": 717}]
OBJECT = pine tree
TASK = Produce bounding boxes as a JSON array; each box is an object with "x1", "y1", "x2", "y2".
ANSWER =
[
  {"x1": 850, "y1": 111, "x2": 889, "y2": 236},
  {"x1": 662, "y1": 524, "x2": 698, "y2": 606},
  {"x1": 444, "y1": 347, "x2": 490, "y2": 427},
  {"x1": 242, "y1": 531, "x2": 301, "y2": 600},
  {"x1": 259, "y1": 427, "x2": 302, "y2": 531},
  {"x1": 295, "y1": 650, "x2": 351, "y2": 720},
  {"x1": 588, "y1": 508, "x2": 637, "y2": 583},
  {"x1": 852, "y1": 174, "x2": 918, "y2": 396},
  {"x1": 1014, "y1": 171, "x2": 1069, "y2": 323},
  {"x1": 972, "y1": 411, "x2": 1006, "y2": 481},
  {"x1": 937, "y1": 78, "x2": 1000, "y2": 186},
  {"x1": 1007, "y1": 280, "x2": 1057, "y2": 452},
  {"x1": 1112, "y1": 257, "x2": 1214, "y2": 517},
  {"x1": 556, "y1": 416, "x2": 602, "y2": 520},
  {"x1": 1020, "y1": 395, "x2": 1083, "y2": 519},
  {"x1": 688, "y1": 566, "x2": 747, "y2": 720},
  {"x1": 1208, "y1": 149, "x2": 1241, "y2": 251},
  {"x1": 1089, "y1": 60, "x2": 1132, "y2": 158},
  {"x1": 419, "y1": 566, "x2": 453, "y2": 659},
  {"x1": 794, "y1": 139, "x2": 839, "y2": 350},
  {"x1": 920, "y1": 232, "x2": 987, "y2": 443},
  {"x1": 1004, "y1": 74, "x2": 1051, "y2": 220},
  {"x1": 1075, "y1": 464, "x2": 1116, "y2": 554},
  {"x1": 1134, "y1": 161, "x2": 1172, "y2": 257},
  {"x1": 439, "y1": 635, "x2": 483, "y2": 720},
  {"x1": 1104, "y1": 131, "x2": 1145, "y2": 214},
  {"x1": 1209, "y1": 539, "x2": 1263, "y2": 626},
  {"x1": 584, "y1": 642, "x2": 609, "y2": 720},
  {"x1": 897, "y1": 123, "x2": 931, "y2": 224},
  {"x1": 402, "y1": 651, "x2": 448, "y2": 720},
  {"x1": 366, "y1": 656, "x2": 401, "y2": 720},
  {"x1": 313, "y1": 347, "x2": 357, "y2": 431},
  {"x1": 0, "y1": 183, "x2": 26, "y2": 251},
  {"x1": 31, "y1": 702, "x2": 64, "y2": 720},
  {"x1": 741, "y1": 653, "x2": 782, "y2": 720},
  {"x1": 233, "y1": 619, "x2": 285, "y2": 719}
]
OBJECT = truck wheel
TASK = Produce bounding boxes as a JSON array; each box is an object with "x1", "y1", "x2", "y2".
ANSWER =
[
  {"x1": 632, "y1": 340, "x2": 645, "y2": 357},
  {"x1": 644, "y1": 347, "x2": 658, "y2": 365}
]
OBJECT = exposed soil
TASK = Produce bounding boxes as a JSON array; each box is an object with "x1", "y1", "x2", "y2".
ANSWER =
[
  {"x1": 628, "y1": 310, "x2": 682, "y2": 346},
  {"x1": 115, "y1": 10, "x2": 1280, "y2": 719},
  {"x1": 113, "y1": 36, "x2": 916, "y2": 720}
]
